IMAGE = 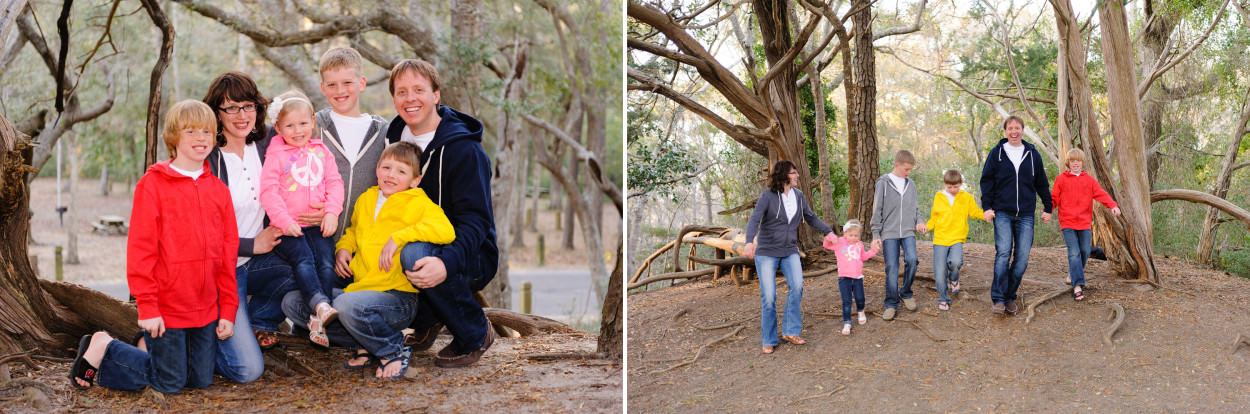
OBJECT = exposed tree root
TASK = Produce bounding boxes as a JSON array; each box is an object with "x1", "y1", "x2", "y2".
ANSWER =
[
  {"x1": 0, "y1": 349, "x2": 38, "y2": 370},
  {"x1": 485, "y1": 308, "x2": 577, "y2": 336},
  {"x1": 673, "y1": 308, "x2": 689, "y2": 322},
  {"x1": 654, "y1": 325, "x2": 746, "y2": 374},
  {"x1": 694, "y1": 316, "x2": 754, "y2": 331},
  {"x1": 522, "y1": 352, "x2": 599, "y2": 361},
  {"x1": 1025, "y1": 287, "x2": 1072, "y2": 324},
  {"x1": 1118, "y1": 278, "x2": 1196, "y2": 297},
  {"x1": 791, "y1": 385, "x2": 847, "y2": 405},
  {"x1": 1104, "y1": 302, "x2": 1125, "y2": 348},
  {"x1": 897, "y1": 318, "x2": 948, "y2": 342},
  {"x1": 1231, "y1": 333, "x2": 1250, "y2": 355},
  {"x1": 631, "y1": 240, "x2": 677, "y2": 283},
  {"x1": 628, "y1": 268, "x2": 716, "y2": 290}
]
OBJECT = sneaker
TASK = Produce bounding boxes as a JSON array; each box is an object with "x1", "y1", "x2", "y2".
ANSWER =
[
  {"x1": 1005, "y1": 300, "x2": 1019, "y2": 315},
  {"x1": 903, "y1": 298, "x2": 917, "y2": 311},
  {"x1": 991, "y1": 302, "x2": 1006, "y2": 314},
  {"x1": 841, "y1": 324, "x2": 852, "y2": 335},
  {"x1": 882, "y1": 308, "x2": 897, "y2": 321},
  {"x1": 857, "y1": 312, "x2": 867, "y2": 325}
]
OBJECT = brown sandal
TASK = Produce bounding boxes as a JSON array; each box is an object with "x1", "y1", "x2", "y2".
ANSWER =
[
  {"x1": 254, "y1": 330, "x2": 278, "y2": 350},
  {"x1": 781, "y1": 335, "x2": 807, "y2": 345},
  {"x1": 762, "y1": 345, "x2": 775, "y2": 354}
]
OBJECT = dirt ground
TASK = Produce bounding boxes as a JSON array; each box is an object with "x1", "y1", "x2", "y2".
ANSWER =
[
  {"x1": 11, "y1": 178, "x2": 622, "y2": 413},
  {"x1": 628, "y1": 242, "x2": 1250, "y2": 412}
]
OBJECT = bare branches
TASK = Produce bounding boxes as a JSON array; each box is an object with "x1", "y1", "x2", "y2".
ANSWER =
[
  {"x1": 1152, "y1": 189, "x2": 1250, "y2": 231},
  {"x1": 254, "y1": 45, "x2": 329, "y2": 109},
  {"x1": 627, "y1": 163, "x2": 713, "y2": 199},
  {"x1": 872, "y1": 0, "x2": 928, "y2": 40},
  {"x1": 628, "y1": 68, "x2": 769, "y2": 155},
  {"x1": 522, "y1": 113, "x2": 623, "y2": 215},
  {"x1": 1137, "y1": 0, "x2": 1230, "y2": 99}
]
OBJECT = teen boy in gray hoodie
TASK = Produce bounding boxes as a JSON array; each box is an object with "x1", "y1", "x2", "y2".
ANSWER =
[{"x1": 870, "y1": 150, "x2": 929, "y2": 321}]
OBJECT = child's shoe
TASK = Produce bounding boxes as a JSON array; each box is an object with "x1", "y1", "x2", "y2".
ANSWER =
[
  {"x1": 938, "y1": 302, "x2": 950, "y2": 311},
  {"x1": 841, "y1": 324, "x2": 852, "y2": 335},
  {"x1": 308, "y1": 302, "x2": 339, "y2": 348},
  {"x1": 857, "y1": 311, "x2": 867, "y2": 325},
  {"x1": 950, "y1": 280, "x2": 961, "y2": 293}
]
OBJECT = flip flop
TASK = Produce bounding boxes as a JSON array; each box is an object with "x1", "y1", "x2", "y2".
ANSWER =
[
  {"x1": 761, "y1": 345, "x2": 775, "y2": 354},
  {"x1": 377, "y1": 347, "x2": 411, "y2": 379},
  {"x1": 345, "y1": 349, "x2": 378, "y2": 370},
  {"x1": 950, "y1": 281, "x2": 961, "y2": 293},
  {"x1": 938, "y1": 302, "x2": 950, "y2": 311},
  {"x1": 254, "y1": 330, "x2": 278, "y2": 350},
  {"x1": 69, "y1": 335, "x2": 98, "y2": 390},
  {"x1": 780, "y1": 335, "x2": 807, "y2": 345},
  {"x1": 1073, "y1": 288, "x2": 1086, "y2": 302}
]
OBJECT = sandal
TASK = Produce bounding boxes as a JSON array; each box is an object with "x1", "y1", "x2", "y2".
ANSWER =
[
  {"x1": 69, "y1": 335, "x2": 98, "y2": 390},
  {"x1": 345, "y1": 349, "x2": 378, "y2": 370},
  {"x1": 377, "y1": 347, "x2": 412, "y2": 379},
  {"x1": 938, "y1": 302, "x2": 950, "y2": 311},
  {"x1": 841, "y1": 324, "x2": 851, "y2": 335},
  {"x1": 857, "y1": 312, "x2": 867, "y2": 325},
  {"x1": 1073, "y1": 287, "x2": 1086, "y2": 302},
  {"x1": 762, "y1": 345, "x2": 775, "y2": 354},
  {"x1": 780, "y1": 335, "x2": 807, "y2": 345},
  {"x1": 309, "y1": 302, "x2": 339, "y2": 348},
  {"x1": 254, "y1": 330, "x2": 278, "y2": 350},
  {"x1": 950, "y1": 281, "x2": 960, "y2": 293}
]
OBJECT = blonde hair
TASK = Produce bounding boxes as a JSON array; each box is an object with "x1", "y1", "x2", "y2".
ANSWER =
[
  {"x1": 162, "y1": 100, "x2": 216, "y2": 158},
  {"x1": 843, "y1": 219, "x2": 863, "y2": 233},
  {"x1": 1064, "y1": 148, "x2": 1086, "y2": 166},
  {"x1": 269, "y1": 90, "x2": 319, "y2": 142},
  {"x1": 319, "y1": 47, "x2": 364, "y2": 78},
  {"x1": 389, "y1": 58, "x2": 442, "y2": 94},
  {"x1": 894, "y1": 150, "x2": 915, "y2": 166}
]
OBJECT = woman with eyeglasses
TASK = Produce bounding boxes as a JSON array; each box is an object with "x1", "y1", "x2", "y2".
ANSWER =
[
  {"x1": 196, "y1": 71, "x2": 298, "y2": 382},
  {"x1": 743, "y1": 160, "x2": 835, "y2": 354}
]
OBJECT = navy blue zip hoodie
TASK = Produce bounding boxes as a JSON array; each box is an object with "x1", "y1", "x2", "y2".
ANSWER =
[
  {"x1": 979, "y1": 138, "x2": 1053, "y2": 216},
  {"x1": 387, "y1": 105, "x2": 498, "y2": 286}
]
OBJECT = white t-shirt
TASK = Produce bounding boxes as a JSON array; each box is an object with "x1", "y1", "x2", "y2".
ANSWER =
[
  {"x1": 223, "y1": 144, "x2": 266, "y2": 266},
  {"x1": 944, "y1": 191, "x2": 956, "y2": 206},
  {"x1": 374, "y1": 193, "x2": 388, "y2": 220},
  {"x1": 781, "y1": 188, "x2": 797, "y2": 222},
  {"x1": 170, "y1": 164, "x2": 202, "y2": 179},
  {"x1": 888, "y1": 173, "x2": 908, "y2": 195},
  {"x1": 400, "y1": 126, "x2": 436, "y2": 152},
  {"x1": 328, "y1": 112, "x2": 374, "y2": 166},
  {"x1": 1004, "y1": 142, "x2": 1026, "y2": 171}
]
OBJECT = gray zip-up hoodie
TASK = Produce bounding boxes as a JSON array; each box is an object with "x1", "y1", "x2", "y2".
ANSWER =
[
  {"x1": 745, "y1": 188, "x2": 833, "y2": 258},
  {"x1": 314, "y1": 108, "x2": 389, "y2": 240},
  {"x1": 870, "y1": 174, "x2": 921, "y2": 241}
]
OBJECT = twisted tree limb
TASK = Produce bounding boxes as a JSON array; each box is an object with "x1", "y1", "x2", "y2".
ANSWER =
[
  {"x1": 1025, "y1": 286, "x2": 1072, "y2": 324},
  {"x1": 1103, "y1": 303, "x2": 1125, "y2": 348},
  {"x1": 654, "y1": 325, "x2": 746, "y2": 373},
  {"x1": 1232, "y1": 333, "x2": 1250, "y2": 355}
]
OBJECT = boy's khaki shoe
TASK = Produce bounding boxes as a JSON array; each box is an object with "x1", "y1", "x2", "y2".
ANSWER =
[
  {"x1": 903, "y1": 298, "x2": 917, "y2": 311},
  {"x1": 882, "y1": 308, "x2": 897, "y2": 321}
]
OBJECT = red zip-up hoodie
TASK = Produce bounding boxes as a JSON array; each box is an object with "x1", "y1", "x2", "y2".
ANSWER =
[
  {"x1": 128, "y1": 160, "x2": 239, "y2": 328},
  {"x1": 1051, "y1": 170, "x2": 1118, "y2": 231}
]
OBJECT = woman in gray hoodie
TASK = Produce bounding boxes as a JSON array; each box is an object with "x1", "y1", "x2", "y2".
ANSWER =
[{"x1": 744, "y1": 160, "x2": 835, "y2": 354}]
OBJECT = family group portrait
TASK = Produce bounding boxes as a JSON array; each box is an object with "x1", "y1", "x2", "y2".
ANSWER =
[
  {"x1": 627, "y1": 0, "x2": 1250, "y2": 411},
  {"x1": 0, "y1": 0, "x2": 621, "y2": 412}
]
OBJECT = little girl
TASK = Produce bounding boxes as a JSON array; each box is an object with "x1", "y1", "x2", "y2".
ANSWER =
[
  {"x1": 1051, "y1": 148, "x2": 1120, "y2": 302},
  {"x1": 260, "y1": 90, "x2": 345, "y2": 346},
  {"x1": 823, "y1": 220, "x2": 878, "y2": 335}
]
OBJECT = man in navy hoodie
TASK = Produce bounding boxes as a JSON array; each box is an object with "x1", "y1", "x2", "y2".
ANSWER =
[
  {"x1": 979, "y1": 116, "x2": 1052, "y2": 316},
  {"x1": 385, "y1": 59, "x2": 499, "y2": 367}
]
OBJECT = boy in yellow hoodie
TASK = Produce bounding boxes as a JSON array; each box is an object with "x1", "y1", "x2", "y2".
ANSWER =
[
  {"x1": 331, "y1": 141, "x2": 454, "y2": 379},
  {"x1": 923, "y1": 169, "x2": 986, "y2": 311}
]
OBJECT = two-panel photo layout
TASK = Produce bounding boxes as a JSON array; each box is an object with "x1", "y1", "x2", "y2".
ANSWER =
[{"x1": 2, "y1": 0, "x2": 1249, "y2": 412}]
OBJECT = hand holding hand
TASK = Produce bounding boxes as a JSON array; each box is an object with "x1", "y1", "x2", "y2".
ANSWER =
[
  {"x1": 284, "y1": 223, "x2": 303, "y2": 237},
  {"x1": 216, "y1": 319, "x2": 234, "y2": 340},
  {"x1": 1042, "y1": 212, "x2": 1052, "y2": 224},
  {"x1": 253, "y1": 226, "x2": 283, "y2": 254},
  {"x1": 984, "y1": 209, "x2": 996, "y2": 222},
  {"x1": 1111, "y1": 207, "x2": 1122, "y2": 216},
  {"x1": 138, "y1": 316, "x2": 165, "y2": 338},
  {"x1": 379, "y1": 238, "x2": 399, "y2": 272},
  {"x1": 405, "y1": 256, "x2": 448, "y2": 289},
  {"x1": 296, "y1": 202, "x2": 326, "y2": 226},
  {"x1": 334, "y1": 249, "x2": 354, "y2": 278},
  {"x1": 822, "y1": 233, "x2": 838, "y2": 250},
  {"x1": 321, "y1": 213, "x2": 338, "y2": 237},
  {"x1": 916, "y1": 223, "x2": 929, "y2": 233},
  {"x1": 743, "y1": 243, "x2": 756, "y2": 259},
  {"x1": 871, "y1": 239, "x2": 882, "y2": 251}
]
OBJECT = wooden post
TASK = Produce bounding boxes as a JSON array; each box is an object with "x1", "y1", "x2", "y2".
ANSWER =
[
  {"x1": 54, "y1": 246, "x2": 63, "y2": 281},
  {"x1": 555, "y1": 209, "x2": 562, "y2": 231},
  {"x1": 537, "y1": 234, "x2": 546, "y2": 267},
  {"x1": 521, "y1": 281, "x2": 532, "y2": 314}
]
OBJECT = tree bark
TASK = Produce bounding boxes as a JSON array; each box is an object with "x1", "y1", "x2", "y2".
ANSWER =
[
  {"x1": 140, "y1": 0, "x2": 174, "y2": 168},
  {"x1": 1139, "y1": 0, "x2": 1177, "y2": 186},
  {"x1": 487, "y1": 41, "x2": 527, "y2": 311},
  {"x1": 1196, "y1": 88, "x2": 1250, "y2": 263},
  {"x1": 597, "y1": 242, "x2": 623, "y2": 359},
  {"x1": 846, "y1": 0, "x2": 880, "y2": 231}
]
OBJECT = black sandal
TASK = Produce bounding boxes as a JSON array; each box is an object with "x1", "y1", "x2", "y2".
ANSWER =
[
  {"x1": 1073, "y1": 287, "x2": 1086, "y2": 302},
  {"x1": 69, "y1": 335, "x2": 99, "y2": 389},
  {"x1": 344, "y1": 349, "x2": 377, "y2": 370}
]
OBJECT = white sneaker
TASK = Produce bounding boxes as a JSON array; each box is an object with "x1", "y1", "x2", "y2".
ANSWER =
[
  {"x1": 841, "y1": 324, "x2": 852, "y2": 335},
  {"x1": 857, "y1": 312, "x2": 867, "y2": 325}
]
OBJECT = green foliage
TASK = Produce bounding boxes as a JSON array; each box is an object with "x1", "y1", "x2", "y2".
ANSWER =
[{"x1": 627, "y1": 105, "x2": 702, "y2": 203}]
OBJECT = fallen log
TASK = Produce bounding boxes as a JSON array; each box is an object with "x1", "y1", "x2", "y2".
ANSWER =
[
  {"x1": 1103, "y1": 303, "x2": 1125, "y2": 348},
  {"x1": 631, "y1": 240, "x2": 677, "y2": 284},
  {"x1": 484, "y1": 308, "x2": 577, "y2": 336},
  {"x1": 628, "y1": 268, "x2": 716, "y2": 290},
  {"x1": 39, "y1": 280, "x2": 138, "y2": 338},
  {"x1": 673, "y1": 225, "x2": 730, "y2": 272}
]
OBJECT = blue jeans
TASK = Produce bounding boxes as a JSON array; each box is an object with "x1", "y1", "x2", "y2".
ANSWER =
[
  {"x1": 271, "y1": 227, "x2": 337, "y2": 309},
  {"x1": 282, "y1": 288, "x2": 359, "y2": 348},
  {"x1": 213, "y1": 261, "x2": 265, "y2": 384},
  {"x1": 992, "y1": 213, "x2": 1035, "y2": 304},
  {"x1": 403, "y1": 242, "x2": 491, "y2": 355},
  {"x1": 932, "y1": 243, "x2": 964, "y2": 304},
  {"x1": 1062, "y1": 228, "x2": 1092, "y2": 287},
  {"x1": 881, "y1": 237, "x2": 917, "y2": 309},
  {"x1": 241, "y1": 252, "x2": 297, "y2": 332},
  {"x1": 838, "y1": 277, "x2": 865, "y2": 324},
  {"x1": 755, "y1": 253, "x2": 804, "y2": 346},
  {"x1": 281, "y1": 288, "x2": 417, "y2": 361},
  {"x1": 97, "y1": 322, "x2": 216, "y2": 394}
]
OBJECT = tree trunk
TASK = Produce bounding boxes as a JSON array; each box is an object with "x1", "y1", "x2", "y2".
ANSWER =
[
  {"x1": 1099, "y1": 0, "x2": 1158, "y2": 282},
  {"x1": 596, "y1": 242, "x2": 622, "y2": 359},
  {"x1": 487, "y1": 41, "x2": 527, "y2": 311},
  {"x1": 140, "y1": 0, "x2": 174, "y2": 168},
  {"x1": 846, "y1": 0, "x2": 880, "y2": 232},
  {"x1": 1196, "y1": 89, "x2": 1250, "y2": 264},
  {"x1": 809, "y1": 58, "x2": 838, "y2": 228},
  {"x1": 66, "y1": 132, "x2": 79, "y2": 264},
  {"x1": 562, "y1": 140, "x2": 579, "y2": 250},
  {"x1": 99, "y1": 164, "x2": 110, "y2": 196}
]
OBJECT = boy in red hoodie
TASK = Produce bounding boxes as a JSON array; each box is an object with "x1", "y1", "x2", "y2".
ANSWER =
[
  {"x1": 1051, "y1": 148, "x2": 1121, "y2": 301},
  {"x1": 69, "y1": 100, "x2": 239, "y2": 393}
]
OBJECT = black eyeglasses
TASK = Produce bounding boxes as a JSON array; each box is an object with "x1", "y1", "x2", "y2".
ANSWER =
[{"x1": 219, "y1": 104, "x2": 257, "y2": 114}]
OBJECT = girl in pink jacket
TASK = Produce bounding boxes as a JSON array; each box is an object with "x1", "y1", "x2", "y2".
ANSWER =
[
  {"x1": 823, "y1": 220, "x2": 879, "y2": 335},
  {"x1": 260, "y1": 90, "x2": 345, "y2": 347}
]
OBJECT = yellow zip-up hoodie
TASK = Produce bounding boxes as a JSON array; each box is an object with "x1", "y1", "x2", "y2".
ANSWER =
[
  {"x1": 924, "y1": 190, "x2": 984, "y2": 247},
  {"x1": 336, "y1": 186, "x2": 455, "y2": 293}
]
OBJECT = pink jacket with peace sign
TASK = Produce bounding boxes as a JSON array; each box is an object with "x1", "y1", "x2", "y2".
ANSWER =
[{"x1": 259, "y1": 135, "x2": 345, "y2": 231}]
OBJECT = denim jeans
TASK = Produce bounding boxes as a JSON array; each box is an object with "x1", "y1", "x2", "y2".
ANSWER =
[
  {"x1": 755, "y1": 253, "x2": 804, "y2": 346},
  {"x1": 932, "y1": 243, "x2": 964, "y2": 304},
  {"x1": 991, "y1": 213, "x2": 1035, "y2": 304},
  {"x1": 282, "y1": 288, "x2": 417, "y2": 361},
  {"x1": 1062, "y1": 228, "x2": 1092, "y2": 287},
  {"x1": 97, "y1": 322, "x2": 216, "y2": 394},
  {"x1": 403, "y1": 242, "x2": 491, "y2": 355},
  {"x1": 838, "y1": 277, "x2": 865, "y2": 324},
  {"x1": 881, "y1": 237, "x2": 917, "y2": 309},
  {"x1": 241, "y1": 252, "x2": 297, "y2": 332},
  {"x1": 271, "y1": 226, "x2": 337, "y2": 309},
  {"x1": 282, "y1": 288, "x2": 359, "y2": 348},
  {"x1": 214, "y1": 261, "x2": 267, "y2": 384}
]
